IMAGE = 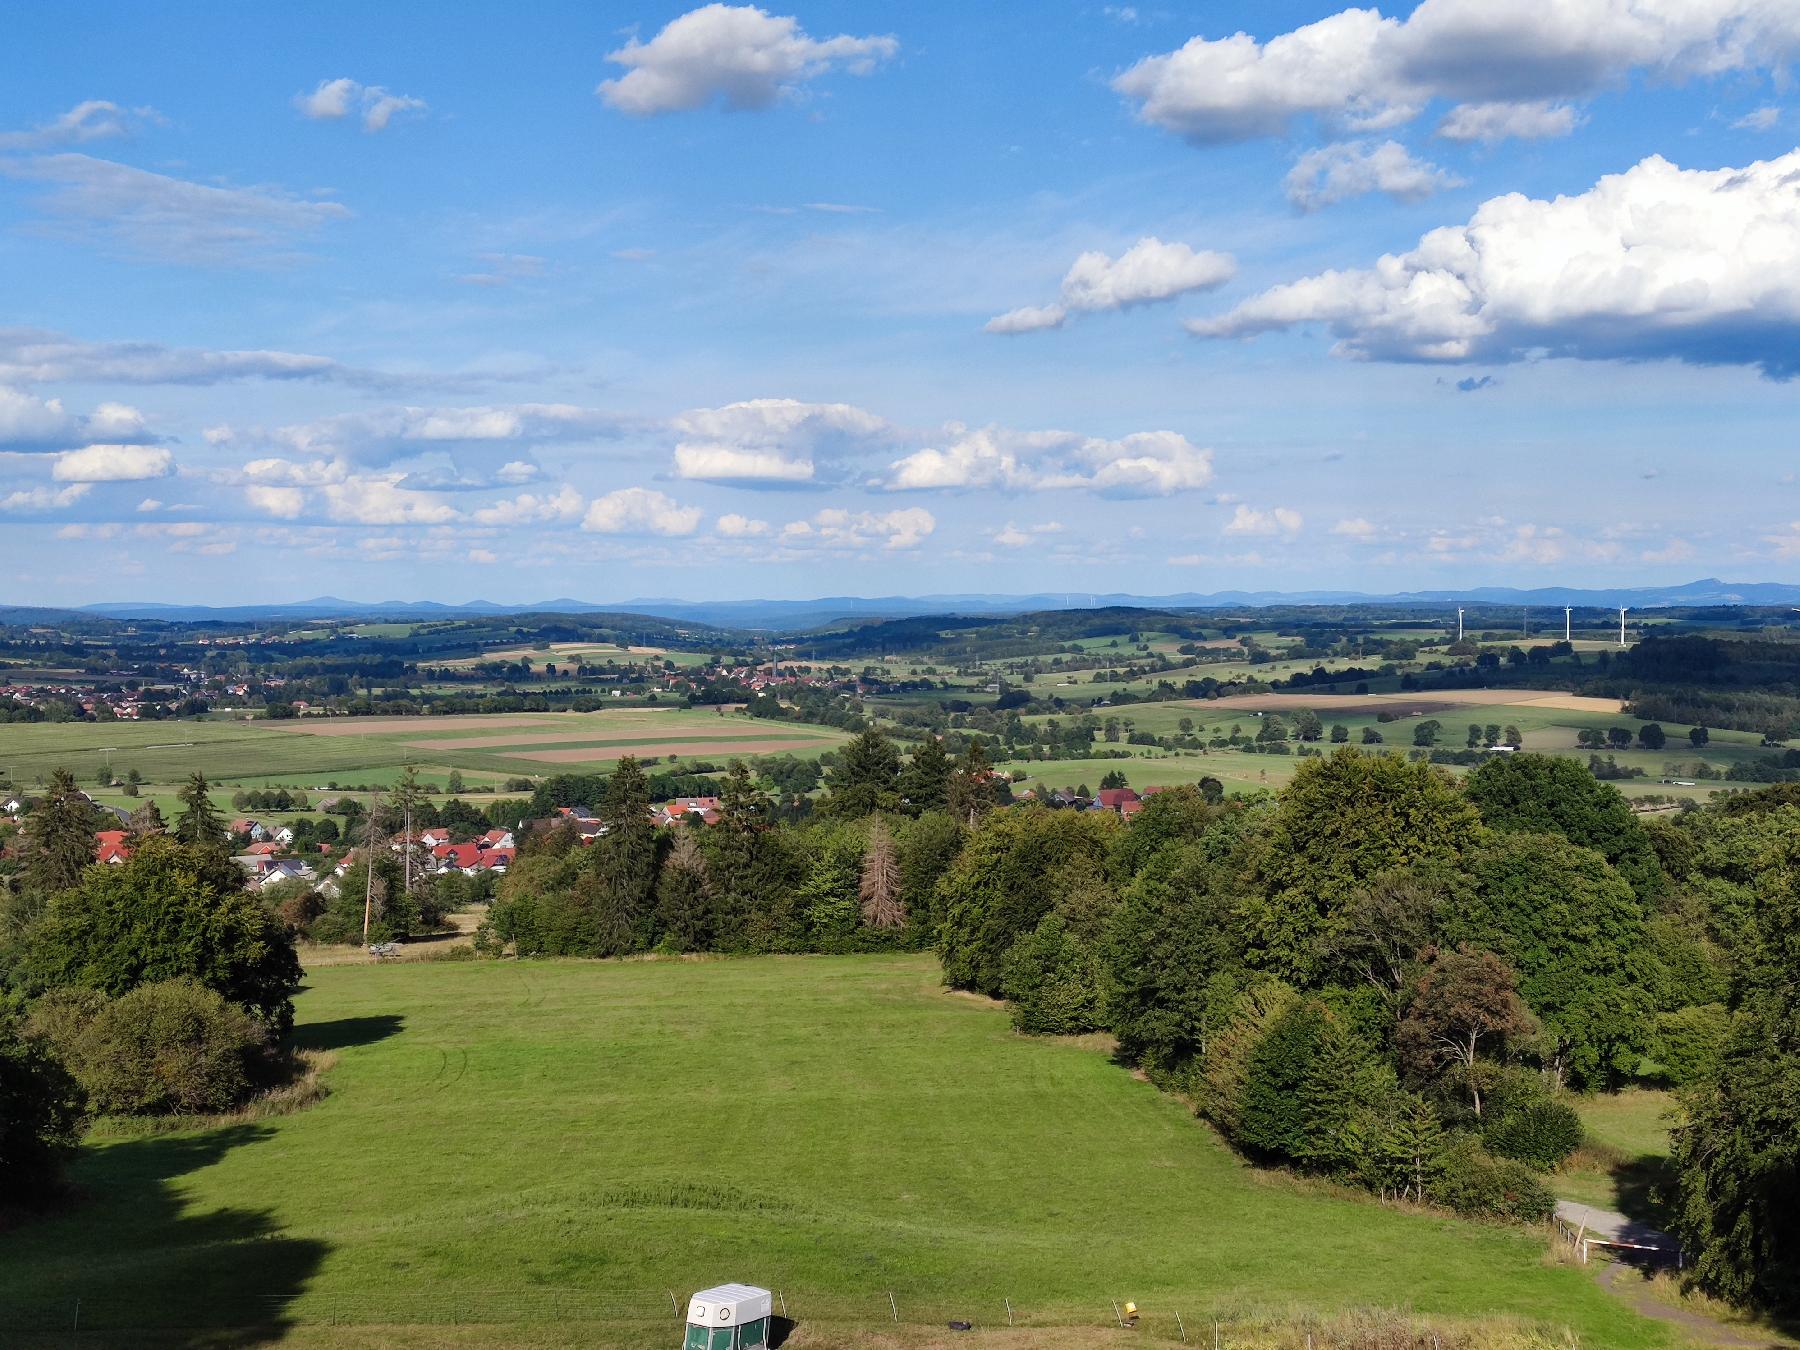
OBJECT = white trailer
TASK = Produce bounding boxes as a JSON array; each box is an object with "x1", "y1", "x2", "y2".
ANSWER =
[{"x1": 683, "y1": 1283, "x2": 774, "y2": 1350}]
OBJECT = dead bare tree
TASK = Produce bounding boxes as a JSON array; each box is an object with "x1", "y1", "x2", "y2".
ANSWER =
[{"x1": 858, "y1": 819, "x2": 905, "y2": 929}]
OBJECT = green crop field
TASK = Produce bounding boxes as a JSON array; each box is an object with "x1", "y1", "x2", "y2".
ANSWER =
[
  {"x1": 2, "y1": 955, "x2": 1680, "y2": 1349},
  {"x1": 0, "y1": 709, "x2": 848, "y2": 797}
]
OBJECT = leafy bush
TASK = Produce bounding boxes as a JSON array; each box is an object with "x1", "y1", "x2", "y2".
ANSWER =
[
  {"x1": 0, "y1": 994, "x2": 86, "y2": 1205},
  {"x1": 20, "y1": 835, "x2": 301, "y2": 1035},
  {"x1": 1482, "y1": 1099, "x2": 1585, "y2": 1171},
  {"x1": 1433, "y1": 1135, "x2": 1556, "y2": 1221},
  {"x1": 36, "y1": 980, "x2": 265, "y2": 1116},
  {"x1": 1001, "y1": 915, "x2": 1103, "y2": 1035}
]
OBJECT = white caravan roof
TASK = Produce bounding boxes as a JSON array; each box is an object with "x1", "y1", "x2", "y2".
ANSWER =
[{"x1": 686, "y1": 1284, "x2": 773, "y2": 1326}]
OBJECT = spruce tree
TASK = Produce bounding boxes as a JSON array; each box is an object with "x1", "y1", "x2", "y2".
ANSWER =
[
  {"x1": 591, "y1": 757, "x2": 657, "y2": 955},
  {"x1": 22, "y1": 768, "x2": 101, "y2": 898},
  {"x1": 824, "y1": 728, "x2": 901, "y2": 818},
  {"x1": 897, "y1": 737, "x2": 952, "y2": 815},
  {"x1": 709, "y1": 761, "x2": 782, "y2": 950},
  {"x1": 655, "y1": 829, "x2": 714, "y2": 951},
  {"x1": 174, "y1": 773, "x2": 227, "y2": 850}
]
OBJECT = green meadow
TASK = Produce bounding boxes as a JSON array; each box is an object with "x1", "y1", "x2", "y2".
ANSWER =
[{"x1": 1, "y1": 955, "x2": 1682, "y2": 1348}]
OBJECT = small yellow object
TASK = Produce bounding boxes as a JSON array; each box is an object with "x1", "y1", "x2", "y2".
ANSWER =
[{"x1": 1123, "y1": 1302, "x2": 1138, "y2": 1320}]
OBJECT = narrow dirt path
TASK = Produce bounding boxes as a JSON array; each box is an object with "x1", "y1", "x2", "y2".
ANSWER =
[{"x1": 1597, "y1": 1263, "x2": 1787, "y2": 1348}]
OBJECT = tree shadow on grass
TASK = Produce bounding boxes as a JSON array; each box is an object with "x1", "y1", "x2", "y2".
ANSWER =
[
  {"x1": 0, "y1": 1124, "x2": 327, "y2": 1348},
  {"x1": 290, "y1": 1012, "x2": 405, "y2": 1052}
]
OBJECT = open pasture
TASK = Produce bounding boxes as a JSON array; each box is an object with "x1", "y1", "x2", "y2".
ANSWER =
[{"x1": 0, "y1": 955, "x2": 1679, "y2": 1348}]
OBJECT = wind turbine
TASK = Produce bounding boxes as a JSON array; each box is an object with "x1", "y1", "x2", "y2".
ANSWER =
[
  {"x1": 1619, "y1": 606, "x2": 1628, "y2": 648},
  {"x1": 1456, "y1": 607, "x2": 1465, "y2": 641},
  {"x1": 1564, "y1": 607, "x2": 1572, "y2": 642}
]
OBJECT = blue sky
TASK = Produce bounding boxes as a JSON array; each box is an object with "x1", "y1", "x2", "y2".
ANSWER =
[{"x1": 2, "y1": 0, "x2": 1797, "y2": 605}]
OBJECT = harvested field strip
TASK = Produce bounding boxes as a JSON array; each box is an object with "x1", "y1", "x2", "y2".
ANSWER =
[
  {"x1": 1195, "y1": 690, "x2": 1624, "y2": 714},
  {"x1": 511, "y1": 739, "x2": 828, "y2": 763},
  {"x1": 403, "y1": 726, "x2": 834, "y2": 751},
  {"x1": 265, "y1": 715, "x2": 567, "y2": 736}
]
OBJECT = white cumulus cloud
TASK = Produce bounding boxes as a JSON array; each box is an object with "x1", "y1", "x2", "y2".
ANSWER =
[
  {"x1": 887, "y1": 426, "x2": 1213, "y2": 497},
  {"x1": 671, "y1": 397, "x2": 893, "y2": 485},
  {"x1": 245, "y1": 485, "x2": 306, "y2": 519},
  {"x1": 0, "y1": 483, "x2": 90, "y2": 512},
  {"x1": 296, "y1": 78, "x2": 427, "y2": 132},
  {"x1": 52, "y1": 443, "x2": 172, "y2": 482},
  {"x1": 988, "y1": 237, "x2": 1234, "y2": 334},
  {"x1": 598, "y1": 4, "x2": 897, "y2": 115},
  {"x1": 318, "y1": 475, "x2": 457, "y2": 525},
  {"x1": 470, "y1": 484, "x2": 585, "y2": 525},
  {"x1": 1189, "y1": 149, "x2": 1800, "y2": 378},
  {"x1": 1224, "y1": 504, "x2": 1304, "y2": 536},
  {"x1": 716, "y1": 512, "x2": 771, "y2": 537},
  {"x1": 581, "y1": 487, "x2": 702, "y2": 536},
  {"x1": 1113, "y1": 0, "x2": 1800, "y2": 145},
  {"x1": 1285, "y1": 139, "x2": 1462, "y2": 210},
  {"x1": 781, "y1": 506, "x2": 934, "y2": 551}
]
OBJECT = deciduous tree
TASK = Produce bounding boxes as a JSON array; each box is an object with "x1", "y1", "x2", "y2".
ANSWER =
[{"x1": 1396, "y1": 944, "x2": 1534, "y2": 1117}]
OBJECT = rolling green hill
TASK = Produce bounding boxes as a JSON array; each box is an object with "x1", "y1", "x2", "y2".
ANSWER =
[{"x1": 2, "y1": 955, "x2": 1680, "y2": 1348}]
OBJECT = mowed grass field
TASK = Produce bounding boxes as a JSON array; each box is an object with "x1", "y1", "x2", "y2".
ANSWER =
[
  {"x1": 0, "y1": 708, "x2": 848, "y2": 793},
  {"x1": 3, "y1": 956, "x2": 1683, "y2": 1348}
]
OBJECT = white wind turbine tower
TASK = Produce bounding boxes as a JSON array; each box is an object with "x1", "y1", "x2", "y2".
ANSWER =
[
  {"x1": 1564, "y1": 607, "x2": 1572, "y2": 642},
  {"x1": 1619, "y1": 606, "x2": 1629, "y2": 647},
  {"x1": 1456, "y1": 607, "x2": 1465, "y2": 641}
]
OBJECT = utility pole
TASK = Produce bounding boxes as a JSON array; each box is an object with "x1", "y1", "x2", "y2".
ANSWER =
[{"x1": 362, "y1": 791, "x2": 380, "y2": 946}]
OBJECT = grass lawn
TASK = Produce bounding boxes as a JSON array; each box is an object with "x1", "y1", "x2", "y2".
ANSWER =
[
  {"x1": 2, "y1": 955, "x2": 1683, "y2": 1348},
  {"x1": 1556, "y1": 1090, "x2": 1681, "y2": 1221}
]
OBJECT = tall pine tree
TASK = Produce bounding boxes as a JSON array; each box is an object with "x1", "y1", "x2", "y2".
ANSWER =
[
  {"x1": 590, "y1": 757, "x2": 658, "y2": 955},
  {"x1": 655, "y1": 828, "x2": 714, "y2": 952},
  {"x1": 22, "y1": 768, "x2": 101, "y2": 900},
  {"x1": 174, "y1": 773, "x2": 227, "y2": 850},
  {"x1": 824, "y1": 728, "x2": 901, "y2": 818},
  {"x1": 898, "y1": 737, "x2": 952, "y2": 815}
]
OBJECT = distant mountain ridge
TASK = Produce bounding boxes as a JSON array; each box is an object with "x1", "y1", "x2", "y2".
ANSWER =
[{"x1": 43, "y1": 577, "x2": 1800, "y2": 631}]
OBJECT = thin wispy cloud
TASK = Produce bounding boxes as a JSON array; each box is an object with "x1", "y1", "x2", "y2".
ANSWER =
[{"x1": 0, "y1": 154, "x2": 349, "y2": 266}]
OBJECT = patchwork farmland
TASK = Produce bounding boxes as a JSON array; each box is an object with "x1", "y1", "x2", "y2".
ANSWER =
[{"x1": 0, "y1": 708, "x2": 848, "y2": 798}]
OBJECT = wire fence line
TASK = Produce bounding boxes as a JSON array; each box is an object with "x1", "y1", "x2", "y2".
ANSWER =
[{"x1": 0, "y1": 1287, "x2": 1497, "y2": 1347}]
